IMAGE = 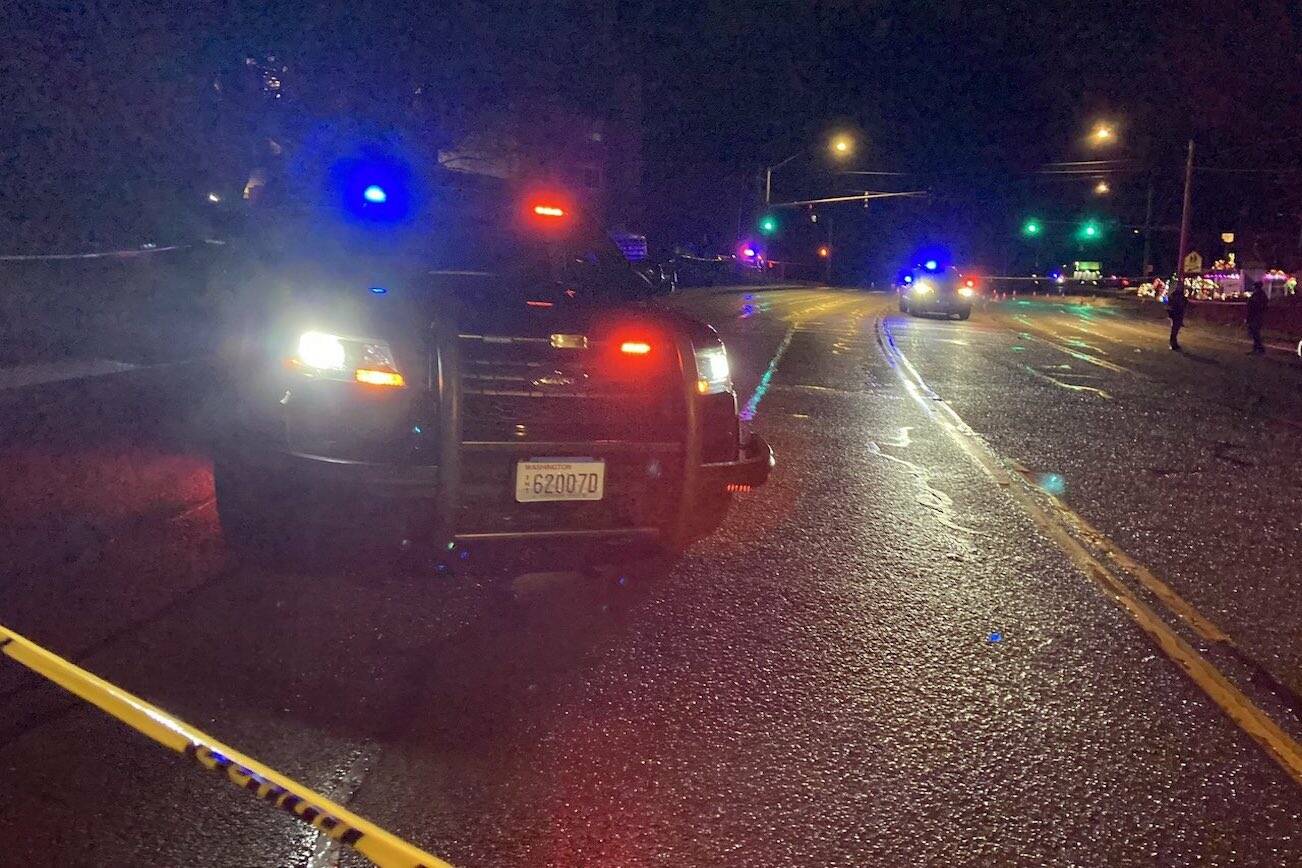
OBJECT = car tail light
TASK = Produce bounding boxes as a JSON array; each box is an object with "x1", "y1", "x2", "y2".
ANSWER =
[
  {"x1": 600, "y1": 323, "x2": 667, "y2": 381},
  {"x1": 532, "y1": 204, "x2": 565, "y2": 218}
]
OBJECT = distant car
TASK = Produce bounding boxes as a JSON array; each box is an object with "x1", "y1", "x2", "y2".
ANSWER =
[{"x1": 898, "y1": 265, "x2": 975, "y2": 319}]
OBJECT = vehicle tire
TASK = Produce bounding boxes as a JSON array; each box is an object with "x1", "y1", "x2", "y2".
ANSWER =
[
  {"x1": 957, "y1": 309, "x2": 971, "y2": 320},
  {"x1": 213, "y1": 460, "x2": 300, "y2": 562}
]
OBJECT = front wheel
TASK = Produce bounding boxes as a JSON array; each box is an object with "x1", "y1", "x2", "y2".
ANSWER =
[{"x1": 956, "y1": 309, "x2": 971, "y2": 320}]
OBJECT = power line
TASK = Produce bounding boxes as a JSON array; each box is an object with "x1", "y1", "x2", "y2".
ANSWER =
[
  {"x1": 836, "y1": 170, "x2": 917, "y2": 177},
  {"x1": 1194, "y1": 165, "x2": 1302, "y2": 175}
]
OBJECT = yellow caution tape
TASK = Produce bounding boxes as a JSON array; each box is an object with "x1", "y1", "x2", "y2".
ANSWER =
[{"x1": 0, "y1": 624, "x2": 451, "y2": 868}]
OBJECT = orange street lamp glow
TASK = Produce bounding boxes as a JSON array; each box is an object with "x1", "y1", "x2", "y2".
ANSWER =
[{"x1": 1091, "y1": 123, "x2": 1115, "y2": 144}]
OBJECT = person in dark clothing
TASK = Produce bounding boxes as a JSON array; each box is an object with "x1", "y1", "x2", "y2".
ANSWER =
[
  {"x1": 1246, "y1": 281, "x2": 1268, "y2": 354},
  {"x1": 1167, "y1": 283, "x2": 1187, "y2": 351}
]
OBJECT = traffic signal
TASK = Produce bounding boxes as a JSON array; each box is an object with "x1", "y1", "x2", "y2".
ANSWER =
[
  {"x1": 1077, "y1": 219, "x2": 1102, "y2": 241},
  {"x1": 758, "y1": 215, "x2": 778, "y2": 235},
  {"x1": 1022, "y1": 219, "x2": 1042, "y2": 237}
]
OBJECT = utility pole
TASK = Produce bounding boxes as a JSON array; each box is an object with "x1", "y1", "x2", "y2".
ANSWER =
[
  {"x1": 825, "y1": 215, "x2": 834, "y2": 284},
  {"x1": 1141, "y1": 178, "x2": 1154, "y2": 277},
  {"x1": 1174, "y1": 140, "x2": 1195, "y2": 294}
]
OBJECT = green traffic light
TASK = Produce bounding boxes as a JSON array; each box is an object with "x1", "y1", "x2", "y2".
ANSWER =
[
  {"x1": 1077, "y1": 219, "x2": 1102, "y2": 241},
  {"x1": 759, "y1": 215, "x2": 778, "y2": 235},
  {"x1": 1022, "y1": 219, "x2": 1042, "y2": 236}
]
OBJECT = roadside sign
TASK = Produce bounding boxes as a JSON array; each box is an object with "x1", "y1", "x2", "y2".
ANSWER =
[{"x1": 1183, "y1": 251, "x2": 1203, "y2": 274}]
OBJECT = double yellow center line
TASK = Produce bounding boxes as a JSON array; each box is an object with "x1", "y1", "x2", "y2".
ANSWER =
[{"x1": 876, "y1": 317, "x2": 1302, "y2": 787}]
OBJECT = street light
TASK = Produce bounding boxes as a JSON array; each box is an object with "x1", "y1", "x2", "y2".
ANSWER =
[
  {"x1": 1089, "y1": 123, "x2": 1116, "y2": 146},
  {"x1": 764, "y1": 132, "x2": 858, "y2": 205},
  {"x1": 817, "y1": 245, "x2": 830, "y2": 258},
  {"x1": 1094, "y1": 180, "x2": 1111, "y2": 195}
]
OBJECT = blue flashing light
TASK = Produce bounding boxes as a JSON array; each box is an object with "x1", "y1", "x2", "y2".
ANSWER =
[
  {"x1": 903, "y1": 275, "x2": 913, "y2": 284},
  {"x1": 331, "y1": 153, "x2": 414, "y2": 223},
  {"x1": 369, "y1": 285, "x2": 388, "y2": 294},
  {"x1": 924, "y1": 259, "x2": 939, "y2": 271}
]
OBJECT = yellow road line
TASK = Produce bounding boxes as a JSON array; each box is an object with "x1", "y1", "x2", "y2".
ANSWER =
[
  {"x1": 0, "y1": 624, "x2": 452, "y2": 868},
  {"x1": 875, "y1": 318, "x2": 1302, "y2": 787},
  {"x1": 1020, "y1": 364, "x2": 1113, "y2": 400},
  {"x1": 1010, "y1": 314, "x2": 1133, "y2": 373},
  {"x1": 1006, "y1": 461, "x2": 1232, "y2": 646}
]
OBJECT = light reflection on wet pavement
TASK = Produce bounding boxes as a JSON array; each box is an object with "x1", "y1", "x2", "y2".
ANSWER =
[{"x1": 0, "y1": 289, "x2": 1299, "y2": 866}]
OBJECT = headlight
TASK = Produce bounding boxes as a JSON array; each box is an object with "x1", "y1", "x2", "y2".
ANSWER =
[
  {"x1": 292, "y1": 331, "x2": 406, "y2": 387},
  {"x1": 694, "y1": 344, "x2": 732, "y2": 395},
  {"x1": 958, "y1": 286, "x2": 975, "y2": 298},
  {"x1": 911, "y1": 280, "x2": 933, "y2": 295},
  {"x1": 297, "y1": 331, "x2": 347, "y2": 370}
]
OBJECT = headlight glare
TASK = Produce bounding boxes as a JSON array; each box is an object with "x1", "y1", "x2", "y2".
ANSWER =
[
  {"x1": 297, "y1": 331, "x2": 346, "y2": 371},
  {"x1": 292, "y1": 331, "x2": 405, "y2": 387},
  {"x1": 694, "y1": 344, "x2": 732, "y2": 395}
]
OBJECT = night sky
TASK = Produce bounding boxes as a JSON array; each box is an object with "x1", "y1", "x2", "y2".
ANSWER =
[{"x1": 5, "y1": 1, "x2": 1300, "y2": 277}]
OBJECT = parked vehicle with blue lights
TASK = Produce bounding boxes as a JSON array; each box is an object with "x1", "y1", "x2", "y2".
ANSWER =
[
  {"x1": 211, "y1": 168, "x2": 773, "y2": 572},
  {"x1": 897, "y1": 262, "x2": 977, "y2": 319}
]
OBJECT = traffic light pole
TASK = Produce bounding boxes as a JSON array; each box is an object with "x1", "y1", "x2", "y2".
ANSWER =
[
  {"x1": 1174, "y1": 140, "x2": 1194, "y2": 294},
  {"x1": 764, "y1": 149, "x2": 809, "y2": 206}
]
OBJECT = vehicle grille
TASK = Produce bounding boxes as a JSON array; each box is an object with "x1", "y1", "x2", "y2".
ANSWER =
[{"x1": 456, "y1": 334, "x2": 681, "y2": 443}]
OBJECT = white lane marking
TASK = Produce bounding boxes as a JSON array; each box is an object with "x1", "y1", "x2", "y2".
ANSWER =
[
  {"x1": 0, "y1": 358, "x2": 140, "y2": 390},
  {"x1": 875, "y1": 316, "x2": 1302, "y2": 787}
]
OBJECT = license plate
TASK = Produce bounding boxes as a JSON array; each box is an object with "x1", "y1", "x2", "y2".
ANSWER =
[{"x1": 515, "y1": 459, "x2": 605, "y2": 502}]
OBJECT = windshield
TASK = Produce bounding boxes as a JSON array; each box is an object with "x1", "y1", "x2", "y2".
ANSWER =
[{"x1": 241, "y1": 191, "x2": 644, "y2": 305}]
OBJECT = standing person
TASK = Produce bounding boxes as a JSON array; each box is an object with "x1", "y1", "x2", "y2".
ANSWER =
[
  {"x1": 1246, "y1": 280, "x2": 1268, "y2": 354},
  {"x1": 1167, "y1": 282, "x2": 1187, "y2": 351}
]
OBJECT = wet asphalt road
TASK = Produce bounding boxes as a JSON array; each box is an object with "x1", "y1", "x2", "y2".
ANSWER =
[{"x1": 0, "y1": 288, "x2": 1299, "y2": 866}]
